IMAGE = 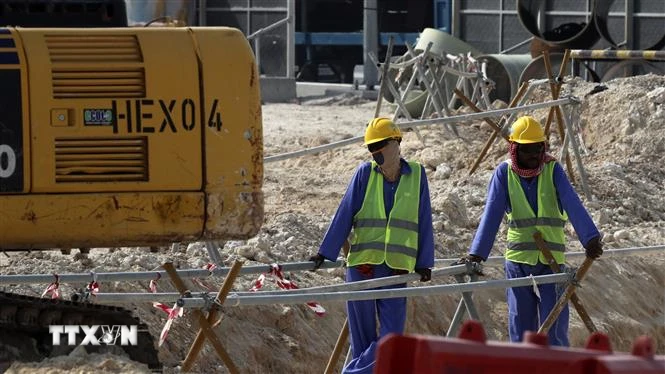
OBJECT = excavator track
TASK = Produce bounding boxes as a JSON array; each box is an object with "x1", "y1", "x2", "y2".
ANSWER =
[{"x1": 0, "y1": 291, "x2": 161, "y2": 372}]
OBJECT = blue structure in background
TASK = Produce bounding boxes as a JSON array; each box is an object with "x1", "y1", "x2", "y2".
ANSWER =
[
  {"x1": 295, "y1": 1, "x2": 450, "y2": 47},
  {"x1": 294, "y1": 0, "x2": 451, "y2": 83},
  {"x1": 433, "y1": 0, "x2": 451, "y2": 34}
]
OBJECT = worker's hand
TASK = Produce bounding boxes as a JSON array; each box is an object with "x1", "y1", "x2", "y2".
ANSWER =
[
  {"x1": 309, "y1": 254, "x2": 325, "y2": 270},
  {"x1": 584, "y1": 236, "x2": 603, "y2": 259},
  {"x1": 415, "y1": 268, "x2": 432, "y2": 282},
  {"x1": 453, "y1": 254, "x2": 484, "y2": 265}
]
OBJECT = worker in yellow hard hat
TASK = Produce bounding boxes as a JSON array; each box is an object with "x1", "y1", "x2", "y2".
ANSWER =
[
  {"x1": 459, "y1": 115, "x2": 603, "y2": 346},
  {"x1": 309, "y1": 117, "x2": 434, "y2": 373}
]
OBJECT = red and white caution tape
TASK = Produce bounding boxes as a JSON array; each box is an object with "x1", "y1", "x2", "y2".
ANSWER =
[
  {"x1": 250, "y1": 264, "x2": 326, "y2": 316},
  {"x1": 149, "y1": 273, "x2": 170, "y2": 311},
  {"x1": 41, "y1": 274, "x2": 60, "y2": 299},
  {"x1": 86, "y1": 272, "x2": 99, "y2": 297},
  {"x1": 191, "y1": 263, "x2": 218, "y2": 291},
  {"x1": 149, "y1": 273, "x2": 160, "y2": 293},
  {"x1": 148, "y1": 272, "x2": 184, "y2": 346},
  {"x1": 157, "y1": 301, "x2": 184, "y2": 347}
]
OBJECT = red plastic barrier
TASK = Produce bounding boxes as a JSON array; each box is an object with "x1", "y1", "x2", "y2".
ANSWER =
[
  {"x1": 375, "y1": 320, "x2": 664, "y2": 374},
  {"x1": 569, "y1": 336, "x2": 665, "y2": 374}
]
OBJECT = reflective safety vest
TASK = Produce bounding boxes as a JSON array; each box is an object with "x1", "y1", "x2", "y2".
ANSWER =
[
  {"x1": 347, "y1": 161, "x2": 421, "y2": 271},
  {"x1": 505, "y1": 161, "x2": 568, "y2": 265}
]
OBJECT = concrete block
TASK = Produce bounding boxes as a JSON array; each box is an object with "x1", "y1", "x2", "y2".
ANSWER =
[{"x1": 260, "y1": 77, "x2": 296, "y2": 103}]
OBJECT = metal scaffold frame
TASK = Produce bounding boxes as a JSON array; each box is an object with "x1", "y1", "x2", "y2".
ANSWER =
[{"x1": 2, "y1": 242, "x2": 664, "y2": 371}]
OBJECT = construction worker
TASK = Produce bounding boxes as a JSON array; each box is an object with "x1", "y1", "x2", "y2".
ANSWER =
[
  {"x1": 309, "y1": 117, "x2": 434, "y2": 374},
  {"x1": 460, "y1": 116, "x2": 603, "y2": 346}
]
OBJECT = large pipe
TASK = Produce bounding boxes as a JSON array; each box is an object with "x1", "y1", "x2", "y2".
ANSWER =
[
  {"x1": 602, "y1": 60, "x2": 664, "y2": 82},
  {"x1": 478, "y1": 54, "x2": 532, "y2": 103},
  {"x1": 517, "y1": 0, "x2": 600, "y2": 50},
  {"x1": 594, "y1": 0, "x2": 665, "y2": 51},
  {"x1": 413, "y1": 28, "x2": 482, "y2": 57}
]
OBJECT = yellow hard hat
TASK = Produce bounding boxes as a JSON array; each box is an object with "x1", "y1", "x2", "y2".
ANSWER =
[
  {"x1": 508, "y1": 116, "x2": 546, "y2": 144},
  {"x1": 364, "y1": 117, "x2": 402, "y2": 145}
]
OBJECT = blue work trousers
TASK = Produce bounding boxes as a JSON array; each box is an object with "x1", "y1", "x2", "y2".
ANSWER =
[
  {"x1": 505, "y1": 260, "x2": 570, "y2": 346},
  {"x1": 343, "y1": 263, "x2": 407, "y2": 374}
]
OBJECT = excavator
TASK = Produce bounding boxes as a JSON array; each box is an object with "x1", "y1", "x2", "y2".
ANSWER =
[{"x1": 0, "y1": 1, "x2": 263, "y2": 370}]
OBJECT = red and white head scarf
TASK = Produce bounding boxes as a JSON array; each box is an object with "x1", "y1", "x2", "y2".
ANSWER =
[{"x1": 508, "y1": 142, "x2": 556, "y2": 178}]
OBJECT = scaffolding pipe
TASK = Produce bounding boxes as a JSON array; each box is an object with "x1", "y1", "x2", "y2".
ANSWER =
[
  {"x1": 178, "y1": 273, "x2": 571, "y2": 308},
  {"x1": 561, "y1": 103, "x2": 593, "y2": 200},
  {"x1": 450, "y1": 246, "x2": 665, "y2": 267},
  {"x1": 246, "y1": 16, "x2": 289, "y2": 40},
  {"x1": 0, "y1": 260, "x2": 345, "y2": 285},
  {"x1": 91, "y1": 264, "x2": 476, "y2": 304},
  {"x1": 265, "y1": 96, "x2": 577, "y2": 163},
  {"x1": 2, "y1": 246, "x2": 661, "y2": 286},
  {"x1": 570, "y1": 50, "x2": 665, "y2": 61}
]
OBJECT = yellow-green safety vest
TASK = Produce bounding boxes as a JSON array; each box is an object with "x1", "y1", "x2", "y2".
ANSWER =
[
  {"x1": 347, "y1": 161, "x2": 421, "y2": 271},
  {"x1": 505, "y1": 161, "x2": 568, "y2": 265}
]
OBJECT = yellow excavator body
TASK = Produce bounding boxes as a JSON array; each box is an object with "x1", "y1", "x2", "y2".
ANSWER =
[{"x1": 0, "y1": 27, "x2": 263, "y2": 249}]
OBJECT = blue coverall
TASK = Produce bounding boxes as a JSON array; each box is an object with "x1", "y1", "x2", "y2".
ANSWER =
[
  {"x1": 469, "y1": 161, "x2": 600, "y2": 346},
  {"x1": 318, "y1": 159, "x2": 434, "y2": 374}
]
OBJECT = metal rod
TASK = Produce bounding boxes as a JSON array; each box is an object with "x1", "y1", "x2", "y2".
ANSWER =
[
  {"x1": 561, "y1": 104, "x2": 593, "y2": 200},
  {"x1": 374, "y1": 36, "x2": 394, "y2": 117},
  {"x1": 410, "y1": 97, "x2": 576, "y2": 128},
  {"x1": 4, "y1": 245, "x2": 661, "y2": 288},
  {"x1": 500, "y1": 37, "x2": 534, "y2": 54},
  {"x1": 242, "y1": 265, "x2": 469, "y2": 295},
  {"x1": 543, "y1": 50, "x2": 576, "y2": 185},
  {"x1": 559, "y1": 123, "x2": 572, "y2": 162},
  {"x1": 178, "y1": 273, "x2": 571, "y2": 308},
  {"x1": 404, "y1": 42, "x2": 455, "y2": 137},
  {"x1": 86, "y1": 241, "x2": 665, "y2": 305},
  {"x1": 368, "y1": 52, "x2": 413, "y2": 122},
  {"x1": 385, "y1": 44, "x2": 426, "y2": 144},
  {"x1": 265, "y1": 96, "x2": 577, "y2": 163},
  {"x1": 205, "y1": 241, "x2": 225, "y2": 266},
  {"x1": 0, "y1": 259, "x2": 346, "y2": 285},
  {"x1": 569, "y1": 50, "x2": 665, "y2": 61},
  {"x1": 445, "y1": 294, "x2": 466, "y2": 337},
  {"x1": 460, "y1": 273, "x2": 480, "y2": 320},
  {"x1": 264, "y1": 136, "x2": 363, "y2": 163},
  {"x1": 3, "y1": 245, "x2": 662, "y2": 288},
  {"x1": 247, "y1": 16, "x2": 289, "y2": 40},
  {"x1": 93, "y1": 265, "x2": 472, "y2": 304},
  {"x1": 465, "y1": 246, "x2": 665, "y2": 267}
]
